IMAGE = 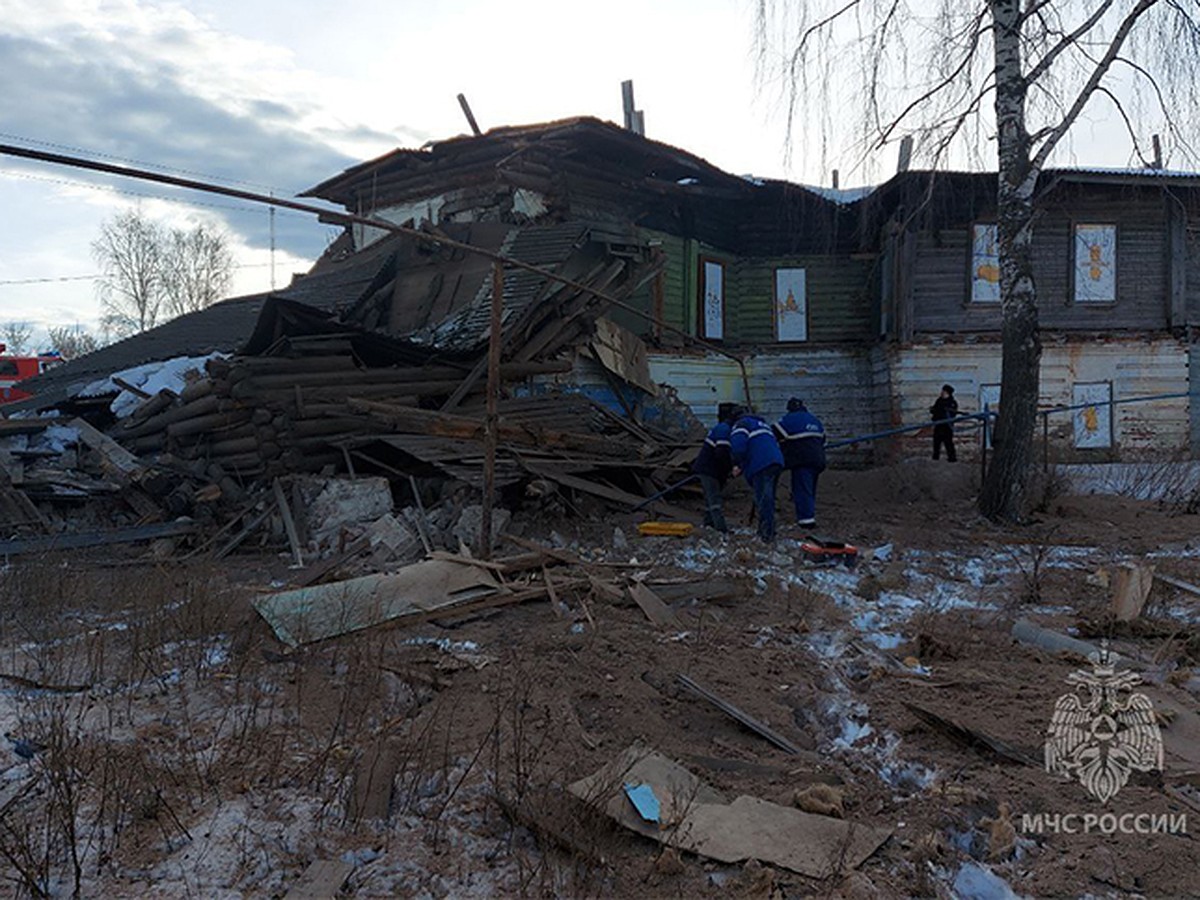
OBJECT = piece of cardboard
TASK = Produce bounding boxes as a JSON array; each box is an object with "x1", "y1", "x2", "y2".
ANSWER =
[{"x1": 569, "y1": 745, "x2": 891, "y2": 877}]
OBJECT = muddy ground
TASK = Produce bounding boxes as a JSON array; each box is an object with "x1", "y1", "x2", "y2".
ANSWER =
[{"x1": 1, "y1": 458, "x2": 1198, "y2": 898}]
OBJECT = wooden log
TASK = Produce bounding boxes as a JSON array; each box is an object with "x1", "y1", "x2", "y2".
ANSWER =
[
  {"x1": 179, "y1": 379, "x2": 214, "y2": 403},
  {"x1": 207, "y1": 436, "x2": 262, "y2": 457},
  {"x1": 290, "y1": 417, "x2": 374, "y2": 438},
  {"x1": 126, "y1": 435, "x2": 165, "y2": 454},
  {"x1": 166, "y1": 411, "x2": 253, "y2": 439},
  {"x1": 127, "y1": 389, "x2": 176, "y2": 423},
  {"x1": 347, "y1": 397, "x2": 635, "y2": 457},
  {"x1": 237, "y1": 359, "x2": 569, "y2": 391},
  {"x1": 118, "y1": 394, "x2": 222, "y2": 439},
  {"x1": 216, "y1": 451, "x2": 270, "y2": 470},
  {"x1": 233, "y1": 380, "x2": 466, "y2": 402},
  {"x1": 232, "y1": 355, "x2": 360, "y2": 375}
]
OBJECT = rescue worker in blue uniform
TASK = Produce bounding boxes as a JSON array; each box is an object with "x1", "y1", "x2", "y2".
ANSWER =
[
  {"x1": 691, "y1": 406, "x2": 740, "y2": 532},
  {"x1": 730, "y1": 410, "x2": 785, "y2": 542},
  {"x1": 775, "y1": 397, "x2": 826, "y2": 527}
]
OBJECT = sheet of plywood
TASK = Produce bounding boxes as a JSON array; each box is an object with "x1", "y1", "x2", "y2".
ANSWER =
[{"x1": 253, "y1": 558, "x2": 506, "y2": 646}]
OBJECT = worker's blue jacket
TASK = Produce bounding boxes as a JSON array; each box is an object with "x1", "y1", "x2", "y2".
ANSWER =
[
  {"x1": 730, "y1": 414, "x2": 784, "y2": 481},
  {"x1": 692, "y1": 421, "x2": 734, "y2": 483},
  {"x1": 775, "y1": 409, "x2": 827, "y2": 471}
]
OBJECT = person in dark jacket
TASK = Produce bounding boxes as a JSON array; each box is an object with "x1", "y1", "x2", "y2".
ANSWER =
[
  {"x1": 691, "y1": 406, "x2": 740, "y2": 532},
  {"x1": 775, "y1": 397, "x2": 826, "y2": 527},
  {"x1": 930, "y1": 384, "x2": 958, "y2": 462},
  {"x1": 730, "y1": 410, "x2": 785, "y2": 542}
]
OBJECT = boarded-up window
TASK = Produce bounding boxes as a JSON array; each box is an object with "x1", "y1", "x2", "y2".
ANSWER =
[
  {"x1": 970, "y1": 224, "x2": 1000, "y2": 303},
  {"x1": 1073, "y1": 224, "x2": 1117, "y2": 303},
  {"x1": 774, "y1": 268, "x2": 808, "y2": 342},
  {"x1": 700, "y1": 259, "x2": 724, "y2": 340},
  {"x1": 1073, "y1": 382, "x2": 1113, "y2": 449}
]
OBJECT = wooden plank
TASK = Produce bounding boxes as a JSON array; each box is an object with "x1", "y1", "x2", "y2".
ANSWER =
[
  {"x1": 902, "y1": 701, "x2": 1039, "y2": 766},
  {"x1": 283, "y1": 859, "x2": 353, "y2": 900},
  {"x1": 0, "y1": 521, "x2": 196, "y2": 556},
  {"x1": 69, "y1": 417, "x2": 144, "y2": 478},
  {"x1": 676, "y1": 674, "x2": 804, "y2": 755},
  {"x1": 1155, "y1": 572, "x2": 1200, "y2": 599},
  {"x1": 0, "y1": 419, "x2": 53, "y2": 437},
  {"x1": 524, "y1": 463, "x2": 698, "y2": 522},
  {"x1": 348, "y1": 398, "x2": 633, "y2": 458},
  {"x1": 629, "y1": 582, "x2": 681, "y2": 628},
  {"x1": 273, "y1": 478, "x2": 305, "y2": 567},
  {"x1": 293, "y1": 535, "x2": 371, "y2": 588},
  {"x1": 214, "y1": 502, "x2": 276, "y2": 560},
  {"x1": 1112, "y1": 563, "x2": 1156, "y2": 621}
]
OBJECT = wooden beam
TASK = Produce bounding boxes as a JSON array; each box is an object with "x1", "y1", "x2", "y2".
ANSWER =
[
  {"x1": 69, "y1": 417, "x2": 144, "y2": 479},
  {"x1": 523, "y1": 462, "x2": 698, "y2": 522},
  {"x1": 0, "y1": 521, "x2": 196, "y2": 556},
  {"x1": 346, "y1": 397, "x2": 634, "y2": 457},
  {"x1": 273, "y1": 478, "x2": 305, "y2": 567}
]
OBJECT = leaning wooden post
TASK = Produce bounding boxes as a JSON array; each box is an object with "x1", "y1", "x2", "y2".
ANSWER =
[{"x1": 479, "y1": 261, "x2": 504, "y2": 560}]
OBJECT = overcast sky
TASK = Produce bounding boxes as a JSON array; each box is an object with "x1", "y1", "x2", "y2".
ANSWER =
[{"x1": 0, "y1": 0, "x2": 1155, "y2": 351}]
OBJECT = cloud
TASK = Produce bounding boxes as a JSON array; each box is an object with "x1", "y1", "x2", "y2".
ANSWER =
[{"x1": 0, "y1": 0, "x2": 445, "y2": 270}]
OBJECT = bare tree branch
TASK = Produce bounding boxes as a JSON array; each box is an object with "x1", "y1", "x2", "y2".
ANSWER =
[
  {"x1": 1023, "y1": 0, "x2": 1117, "y2": 85},
  {"x1": 1029, "y1": 0, "x2": 1161, "y2": 172}
]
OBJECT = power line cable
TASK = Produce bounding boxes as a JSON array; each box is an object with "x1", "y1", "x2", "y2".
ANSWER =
[
  {"x1": 0, "y1": 262, "x2": 276, "y2": 286},
  {"x1": 0, "y1": 169, "x2": 313, "y2": 219},
  {"x1": 0, "y1": 131, "x2": 291, "y2": 193}
]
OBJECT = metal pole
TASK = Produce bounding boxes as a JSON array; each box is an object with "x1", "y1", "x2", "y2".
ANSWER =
[
  {"x1": 479, "y1": 262, "x2": 503, "y2": 560},
  {"x1": 981, "y1": 402, "x2": 989, "y2": 480}
]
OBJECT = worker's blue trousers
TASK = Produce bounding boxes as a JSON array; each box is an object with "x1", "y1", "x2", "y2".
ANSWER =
[
  {"x1": 790, "y1": 466, "x2": 819, "y2": 526},
  {"x1": 750, "y1": 464, "x2": 781, "y2": 542}
]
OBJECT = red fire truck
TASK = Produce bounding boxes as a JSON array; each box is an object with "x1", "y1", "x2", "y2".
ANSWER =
[{"x1": 0, "y1": 346, "x2": 62, "y2": 406}]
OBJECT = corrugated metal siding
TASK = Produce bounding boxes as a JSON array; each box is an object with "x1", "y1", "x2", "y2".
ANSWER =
[
  {"x1": 648, "y1": 348, "x2": 878, "y2": 464},
  {"x1": 888, "y1": 340, "x2": 1188, "y2": 461},
  {"x1": 911, "y1": 191, "x2": 1170, "y2": 333},
  {"x1": 734, "y1": 257, "x2": 873, "y2": 344}
]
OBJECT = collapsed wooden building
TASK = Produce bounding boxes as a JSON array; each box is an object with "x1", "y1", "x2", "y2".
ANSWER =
[{"x1": 12, "y1": 114, "x2": 1200, "y2": 475}]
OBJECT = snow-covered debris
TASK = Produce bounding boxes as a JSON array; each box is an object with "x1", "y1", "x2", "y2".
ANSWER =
[{"x1": 79, "y1": 353, "x2": 224, "y2": 418}]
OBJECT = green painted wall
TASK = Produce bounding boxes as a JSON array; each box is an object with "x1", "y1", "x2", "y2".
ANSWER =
[
  {"x1": 623, "y1": 231, "x2": 874, "y2": 345},
  {"x1": 734, "y1": 256, "x2": 874, "y2": 344}
]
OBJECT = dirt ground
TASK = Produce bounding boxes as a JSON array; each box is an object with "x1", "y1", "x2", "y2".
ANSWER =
[{"x1": 1, "y1": 458, "x2": 1199, "y2": 898}]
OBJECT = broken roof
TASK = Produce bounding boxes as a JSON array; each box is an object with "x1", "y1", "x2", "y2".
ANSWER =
[
  {"x1": 7, "y1": 294, "x2": 270, "y2": 413},
  {"x1": 302, "y1": 116, "x2": 759, "y2": 208}
]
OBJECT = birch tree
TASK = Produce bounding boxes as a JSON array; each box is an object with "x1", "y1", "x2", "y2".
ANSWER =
[
  {"x1": 93, "y1": 209, "x2": 164, "y2": 337},
  {"x1": 47, "y1": 325, "x2": 100, "y2": 360},
  {"x1": 161, "y1": 223, "x2": 234, "y2": 319},
  {"x1": 1, "y1": 322, "x2": 33, "y2": 355},
  {"x1": 93, "y1": 210, "x2": 235, "y2": 337},
  {"x1": 756, "y1": 1, "x2": 1200, "y2": 521}
]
